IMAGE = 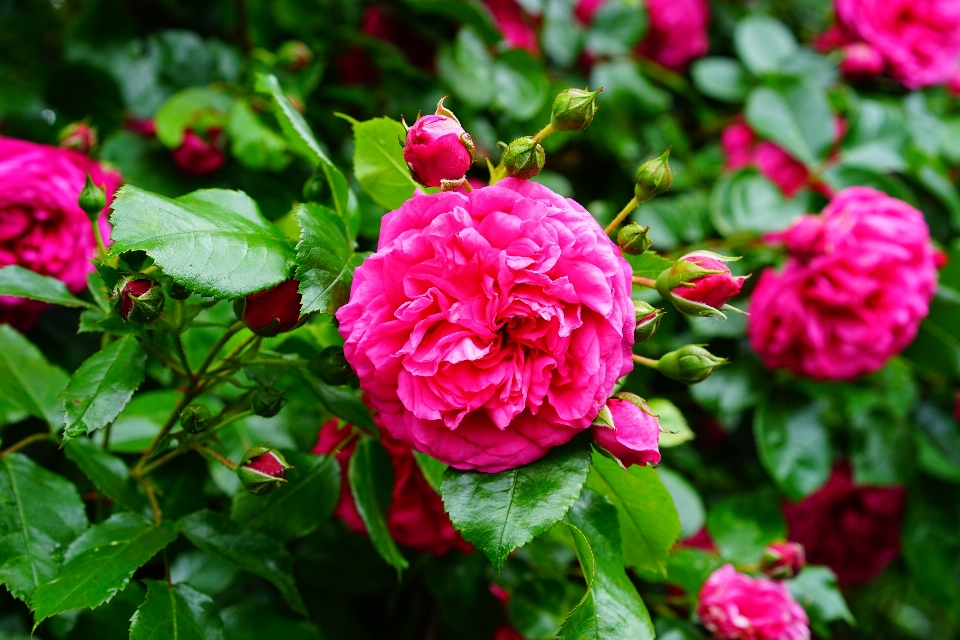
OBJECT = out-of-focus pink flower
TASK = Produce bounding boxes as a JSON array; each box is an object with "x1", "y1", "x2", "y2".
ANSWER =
[
  {"x1": 748, "y1": 187, "x2": 938, "y2": 380},
  {"x1": 0, "y1": 137, "x2": 120, "y2": 329},
  {"x1": 591, "y1": 393, "x2": 661, "y2": 467},
  {"x1": 313, "y1": 417, "x2": 470, "y2": 556},
  {"x1": 671, "y1": 254, "x2": 745, "y2": 310},
  {"x1": 698, "y1": 565, "x2": 810, "y2": 640},
  {"x1": 760, "y1": 541, "x2": 806, "y2": 580},
  {"x1": 840, "y1": 42, "x2": 886, "y2": 79},
  {"x1": 484, "y1": 0, "x2": 540, "y2": 54},
  {"x1": 337, "y1": 5, "x2": 439, "y2": 84},
  {"x1": 125, "y1": 117, "x2": 157, "y2": 138},
  {"x1": 721, "y1": 122, "x2": 810, "y2": 197},
  {"x1": 337, "y1": 179, "x2": 635, "y2": 472},
  {"x1": 948, "y1": 69, "x2": 960, "y2": 96},
  {"x1": 58, "y1": 123, "x2": 98, "y2": 155},
  {"x1": 638, "y1": 0, "x2": 710, "y2": 70},
  {"x1": 954, "y1": 391, "x2": 960, "y2": 421},
  {"x1": 171, "y1": 128, "x2": 225, "y2": 176},
  {"x1": 402, "y1": 114, "x2": 474, "y2": 187},
  {"x1": 680, "y1": 527, "x2": 716, "y2": 552},
  {"x1": 784, "y1": 461, "x2": 905, "y2": 587}
]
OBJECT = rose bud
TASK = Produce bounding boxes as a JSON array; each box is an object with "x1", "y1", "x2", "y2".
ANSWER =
[
  {"x1": 840, "y1": 42, "x2": 884, "y2": 80},
  {"x1": 237, "y1": 445, "x2": 292, "y2": 495},
  {"x1": 276, "y1": 40, "x2": 313, "y2": 72},
  {"x1": 760, "y1": 541, "x2": 806, "y2": 580},
  {"x1": 251, "y1": 388, "x2": 287, "y2": 418},
  {"x1": 112, "y1": 275, "x2": 165, "y2": 324},
  {"x1": 657, "y1": 344, "x2": 727, "y2": 385},
  {"x1": 617, "y1": 222, "x2": 653, "y2": 255},
  {"x1": 402, "y1": 98, "x2": 475, "y2": 188},
  {"x1": 550, "y1": 87, "x2": 602, "y2": 132},
  {"x1": 77, "y1": 174, "x2": 107, "y2": 221},
  {"x1": 58, "y1": 122, "x2": 98, "y2": 155},
  {"x1": 308, "y1": 346, "x2": 355, "y2": 386},
  {"x1": 591, "y1": 392, "x2": 661, "y2": 468},
  {"x1": 503, "y1": 136, "x2": 545, "y2": 179},
  {"x1": 171, "y1": 127, "x2": 226, "y2": 177},
  {"x1": 233, "y1": 279, "x2": 304, "y2": 337},
  {"x1": 633, "y1": 300, "x2": 664, "y2": 344},
  {"x1": 656, "y1": 251, "x2": 745, "y2": 318},
  {"x1": 180, "y1": 404, "x2": 212, "y2": 435},
  {"x1": 634, "y1": 149, "x2": 673, "y2": 202}
]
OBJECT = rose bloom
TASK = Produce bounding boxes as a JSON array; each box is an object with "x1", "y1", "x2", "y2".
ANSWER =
[
  {"x1": 0, "y1": 137, "x2": 120, "y2": 329},
  {"x1": 697, "y1": 564, "x2": 810, "y2": 640},
  {"x1": 313, "y1": 417, "x2": 470, "y2": 556},
  {"x1": 783, "y1": 461, "x2": 905, "y2": 587},
  {"x1": 827, "y1": 0, "x2": 960, "y2": 88},
  {"x1": 337, "y1": 179, "x2": 635, "y2": 472},
  {"x1": 748, "y1": 187, "x2": 938, "y2": 380}
]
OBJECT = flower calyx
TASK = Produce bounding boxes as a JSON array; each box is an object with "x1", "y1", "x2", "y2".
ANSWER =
[
  {"x1": 237, "y1": 445, "x2": 293, "y2": 495},
  {"x1": 112, "y1": 274, "x2": 165, "y2": 324}
]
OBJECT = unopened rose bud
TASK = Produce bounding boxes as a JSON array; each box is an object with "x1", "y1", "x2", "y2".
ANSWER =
[
  {"x1": 633, "y1": 300, "x2": 664, "y2": 343},
  {"x1": 617, "y1": 223, "x2": 653, "y2": 255},
  {"x1": 59, "y1": 122, "x2": 98, "y2": 154},
  {"x1": 840, "y1": 42, "x2": 884, "y2": 80},
  {"x1": 634, "y1": 150, "x2": 672, "y2": 202},
  {"x1": 503, "y1": 136, "x2": 545, "y2": 179},
  {"x1": 550, "y1": 87, "x2": 602, "y2": 132},
  {"x1": 760, "y1": 541, "x2": 806, "y2": 580},
  {"x1": 657, "y1": 345, "x2": 727, "y2": 385},
  {"x1": 591, "y1": 392, "x2": 661, "y2": 467},
  {"x1": 234, "y1": 279, "x2": 304, "y2": 337},
  {"x1": 276, "y1": 40, "x2": 313, "y2": 72},
  {"x1": 237, "y1": 445, "x2": 292, "y2": 495},
  {"x1": 308, "y1": 346, "x2": 355, "y2": 386},
  {"x1": 180, "y1": 404, "x2": 212, "y2": 434},
  {"x1": 78, "y1": 174, "x2": 107, "y2": 221},
  {"x1": 656, "y1": 251, "x2": 745, "y2": 318},
  {"x1": 111, "y1": 275, "x2": 165, "y2": 324},
  {"x1": 251, "y1": 388, "x2": 286, "y2": 418},
  {"x1": 402, "y1": 98, "x2": 475, "y2": 187},
  {"x1": 171, "y1": 128, "x2": 225, "y2": 177}
]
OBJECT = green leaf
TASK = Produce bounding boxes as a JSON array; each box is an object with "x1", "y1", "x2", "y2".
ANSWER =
[
  {"x1": 710, "y1": 169, "x2": 807, "y2": 237},
  {"x1": 691, "y1": 57, "x2": 750, "y2": 103},
  {"x1": 441, "y1": 437, "x2": 591, "y2": 570},
  {"x1": 62, "y1": 437, "x2": 146, "y2": 513},
  {"x1": 60, "y1": 334, "x2": 146, "y2": 441},
  {"x1": 585, "y1": 451, "x2": 680, "y2": 576},
  {"x1": 786, "y1": 567, "x2": 854, "y2": 637},
  {"x1": 647, "y1": 398, "x2": 693, "y2": 448},
  {"x1": 294, "y1": 203, "x2": 365, "y2": 316},
  {"x1": 745, "y1": 81, "x2": 835, "y2": 166},
  {"x1": 154, "y1": 87, "x2": 234, "y2": 148},
  {"x1": 0, "y1": 325, "x2": 69, "y2": 429},
  {"x1": 438, "y1": 27, "x2": 495, "y2": 109},
  {"x1": 226, "y1": 99, "x2": 291, "y2": 172},
  {"x1": 734, "y1": 15, "x2": 798, "y2": 75},
  {"x1": 108, "y1": 186, "x2": 296, "y2": 299},
  {"x1": 31, "y1": 513, "x2": 177, "y2": 625},
  {"x1": 560, "y1": 489, "x2": 655, "y2": 640},
  {"x1": 231, "y1": 452, "x2": 340, "y2": 542},
  {"x1": 542, "y1": 0, "x2": 583, "y2": 67},
  {"x1": 589, "y1": 59, "x2": 671, "y2": 113},
  {"x1": 706, "y1": 493, "x2": 785, "y2": 565},
  {"x1": 413, "y1": 451, "x2": 447, "y2": 493},
  {"x1": 169, "y1": 550, "x2": 240, "y2": 597},
  {"x1": 0, "y1": 453, "x2": 87, "y2": 603},
  {"x1": 103, "y1": 390, "x2": 177, "y2": 453},
  {"x1": 345, "y1": 116, "x2": 420, "y2": 210},
  {"x1": 305, "y1": 379, "x2": 377, "y2": 431},
  {"x1": 221, "y1": 603, "x2": 322, "y2": 640},
  {"x1": 665, "y1": 547, "x2": 723, "y2": 597},
  {"x1": 839, "y1": 100, "x2": 907, "y2": 173},
  {"x1": 657, "y1": 467, "x2": 705, "y2": 539},
  {"x1": 348, "y1": 437, "x2": 409, "y2": 574},
  {"x1": 493, "y1": 49, "x2": 551, "y2": 121},
  {"x1": 130, "y1": 580, "x2": 226, "y2": 640},
  {"x1": 0, "y1": 266, "x2": 93, "y2": 309},
  {"x1": 753, "y1": 392, "x2": 831, "y2": 500},
  {"x1": 177, "y1": 510, "x2": 306, "y2": 615},
  {"x1": 849, "y1": 409, "x2": 912, "y2": 486},
  {"x1": 583, "y1": 0, "x2": 646, "y2": 57},
  {"x1": 625, "y1": 251, "x2": 673, "y2": 280},
  {"x1": 508, "y1": 576, "x2": 582, "y2": 639}
]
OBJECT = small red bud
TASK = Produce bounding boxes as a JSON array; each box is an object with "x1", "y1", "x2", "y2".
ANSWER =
[
  {"x1": 112, "y1": 275, "x2": 165, "y2": 324},
  {"x1": 171, "y1": 128, "x2": 226, "y2": 176},
  {"x1": 234, "y1": 279, "x2": 304, "y2": 337},
  {"x1": 402, "y1": 100, "x2": 474, "y2": 187},
  {"x1": 59, "y1": 122, "x2": 98, "y2": 155},
  {"x1": 760, "y1": 541, "x2": 806, "y2": 580}
]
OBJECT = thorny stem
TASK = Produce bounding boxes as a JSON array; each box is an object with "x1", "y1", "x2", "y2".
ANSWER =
[
  {"x1": 0, "y1": 433, "x2": 54, "y2": 457},
  {"x1": 632, "y1": 354, "x2": 660, "y2": 369},
  {"x1": 632, "y1": 276, "x2": 657, "y2": 288},
  {"x1": 198, "y1": 445, "x2": 238, "y2": 471},
  {"x1": 604, "y1": 195, "x2": 641, "y2": 235}
]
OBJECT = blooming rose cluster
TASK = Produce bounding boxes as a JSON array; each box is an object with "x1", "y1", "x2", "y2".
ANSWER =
[
  {"x1": 819, "y1": 0, "x2": 960, "y2": 88},
  {"x1": 784, "y1": 461, "x2": 905, "y2": 587},
  {"x1": 0, "y1": 137, "x2": 120, "y2": 328},
  {"x1": 337, "y1": 179, "x2": 635, "y2": 472},
  {"x1": 697, "y1": 564, "x2": 810, "y2": 640},
  {"x1": 313, "y1": 417, "x2": 470, "y2": 556},
  {"x1": 748, "y1": 187, "x2": 938, "y2": 380}
]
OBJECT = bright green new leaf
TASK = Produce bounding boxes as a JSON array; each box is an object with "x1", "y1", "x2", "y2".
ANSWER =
[
  {"x1": 294, "y1": 203, "x2": 365, "y2": 316},
  {"x1": 130, "y1": 580, "x2": 226, "y2": 640},
  {"x1": 31, "y1": 512, "x2": 177, "y2": 625},
  {"x1": 0, "y1": 453, "x2": 87, "y2": 603},
  {"x1": 349, "y1": 438, "x2": 409, "y2": 574},
  {"x1": 226, "y1": 99, "x2": 290, "y2": 172},
  {"x1": 0, "y1": 265, "x2": 93, "y2": 309},
  {"x1": 0, "y1": 325, "x2": 69, "y2": 429},
  {"x1": 344, "y1": 116, "x2": 420, "y2": 211},
  {"x1": 108, "y1": 186, "x2": 296, "y2": 299},
  {"x1": 754, "y1": 392, "x2": 831, "y2": 500},
  {"x1": 625, "y1": 252, "x2": 673, "y2": 280},
  {"x1": 647, "y1": 398, "x2": 694, "y2": 448},
  {"x1": 63, "y1": 437, "x2": 146, "y2": 513},
  {"x1": 441, "y1": 437, "x2": 591, "y2": 570}
]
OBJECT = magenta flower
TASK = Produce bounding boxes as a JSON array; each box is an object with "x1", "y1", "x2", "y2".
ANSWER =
[
  {"x1": 403, "y1": 114, "x2": 474, "y2": 188},
  {"x1": 721, "y1": 122, "x2": 815, "y2": 198},
  {"x1": 337, "y1": 179, "x2": 635, "y2": 472},
  {"x1": 484, "y1": 0, "x2": 540, "y2": 54},
  {"x1": 591, "y1": 393, "x2": 661, "y2": 467},
  {"x1": 171, "y1": 127, "x2": 225, "y2": 176}
]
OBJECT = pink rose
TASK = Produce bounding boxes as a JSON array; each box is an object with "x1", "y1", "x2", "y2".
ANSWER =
[
  {"x1": 829, "y1": 0, "x2": 960, "y2": 88},
  {"x1": 171, "y1": 128, "x2": 225, "y2": 176},
  {"x1": 721, "y1": 122, "x2": 812, "y2": 198},
  {"x1": 336, "y1": 179, "x2": 635, "y2": 472},
  {"x1": 484, "y1": 0, "x2": 540, "y2": 54},
  {"x1": 0, "y1": 137, "x2": 120, "y2": 329},
  {"x1": 671, "y1": 254, "x2": 745, "y2": 310},
  {"x1": 403, "y1": 114, "x2": 474, "y2": 187},
  {"x1": 313, "y1": 417, "x2": 471, "y2": 556},
  {"x1": 591, "y1": 393, "x2": 661, "y2": 467},
  {"x1": 638, "y1": 0, "x2": 710, "y2": 70},
  {"x1": 748, "y1": 187, "x2": 938, "y2": 380},
  {"x1": 697, "y1": 565, "x2": 810, "y2": 640},
  {"x1": 784, "y1": 461, "x2": 905, "y2": 587}
]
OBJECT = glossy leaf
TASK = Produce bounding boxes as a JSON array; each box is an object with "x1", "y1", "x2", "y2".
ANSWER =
[
  {"x1": 710, "y1": 169, "x2": 806, "y2": 237},
  {"x1": 63, "y1": 437, "x2": 146, "y2": 513},
  {"x1": 734, "y1": 15, "x2": 798, "y2": 75},
  {"x1": 294, "y1": 203, "x2": 364, "y2": 316},
  {"x1": 154, "y1": 87, "x2": 234, "y2": 148},
  {"x1": 706, "y1": 493, "x2": 785, "y2": 565},
  {"x1": 0, "y1": 453, "x2": 87, "y2": 603},
  {"x1": 647, "y1": 398, "x2": 694, "y2": 448},
  {"x1": 344, "y1": 116, "x2": 420, "y2": 210},
  {"x1": 0, "y1": 265, "x2": 93, "y2": 309},
  {"x1": 786, "y1": 567, "x2": 854, "y2": 637},
  {"x1": 31, "y1": 513, "x2": 177, "y2": 625},
  {"x1": 348, "y1": 437, "x2": 409, "y2": 574},
  {"x1": 305, "y1": 378, "x2": 377, "y2": 431},
  {"x1": 582, "y1": 0, "x2": 645, "y2": 57},
  {"x1": 585, "y1": 451, "x2": 680, "y2": 576},
  {"x1": 745, "y1": 81, "x2": 835, "y2": 167},
  {"x1": 753, "y1": 393, "x2": 831, "y2": 500},
  {"x1": 658, "y1": 467, "x2": 705, "y2": 539},
  {"x1": 413, "y1": 451, "x2": 447, "y2": 493},
  {"x1": 441, "y1": 437, "x2": 591, "y2": 570},
  {"x1": 177, "y1": 510, "x2": 306, "y2": 614},
  {"x1": 493, "y1": 49, "x2": 551, "y2": 121},
  {"x1": 624, "y1": 251, "x2": 673, "y2": 280},
  {"x1": 130, "y1": 580, "x2": 226, "y2": 640},
  {"x1": 108, "y1": 186, "x2": 295, "y2": 299},
  {"x1": 438, "y1": 27, "x2": 495, "y2": 109},
  {"x1": 226, "y1": 99, "x2": 290, "y2": 172},
  {"x1": 0, "y1": 325, "x2": 69, "y2": 429},
  {"x1": 60, "y1": 334, "x2": 146, "y2": 441},
  {"x1": 691, "y1": 58, "x2": 749, "y2": 103}
]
